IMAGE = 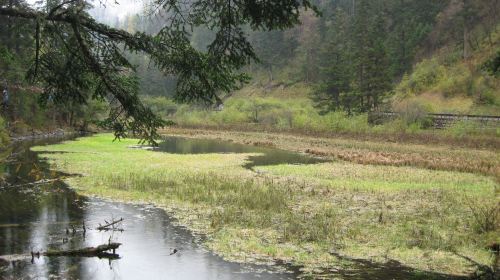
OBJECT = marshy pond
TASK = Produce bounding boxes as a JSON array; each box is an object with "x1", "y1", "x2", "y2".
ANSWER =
[
  {"x1": 0, "y1": 135, "x2": 474, "y2": 279},
  {"x1": 156, "y1": 136, "x2": 328, "y2": 169},
  {"x1": 0, "y1": 136, "x2": 302, "y2": 279}
]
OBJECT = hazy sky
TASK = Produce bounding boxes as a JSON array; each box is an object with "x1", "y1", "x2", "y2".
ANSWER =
[
  {"x1": 91, "y1": 0, "x2": 145, "y2": 19},
  {"x1": 26, "y1": 0, "x2": 145, "y2": 19}
]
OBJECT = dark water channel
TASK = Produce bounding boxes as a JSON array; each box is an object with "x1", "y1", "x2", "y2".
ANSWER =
[{"x1": 0, "y1": 137, "x2": 299, "y2": 279}]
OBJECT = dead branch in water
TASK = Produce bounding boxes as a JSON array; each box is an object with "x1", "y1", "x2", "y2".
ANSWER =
[
  {"x1": 41, "y1": 242, "x2": 122, "y2": 258},
  {"x1": 0, "y1": 242, "x2": 122, "y2": 265},
  {"x1": 97, "y1": 217, "x2": 124, "y2": 231},
  {"x1": 2, "y1": 179, "x2": 61, "y2": 189}
]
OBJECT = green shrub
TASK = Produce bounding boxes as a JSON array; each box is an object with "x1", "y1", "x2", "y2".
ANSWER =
[
  {"x1": 395, "y1": 58, "x2": 446, "y2": 96},
  {"x1": 392, "y1": 99, "x2": 433, "y2": 129},
  {"x1": 466, "y1": 198, "x2": 500, "y2": 234}
]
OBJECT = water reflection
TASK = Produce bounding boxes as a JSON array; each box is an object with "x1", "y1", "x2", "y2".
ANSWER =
[
  {"x1": 158, "y1": 136, "x2": 327, "y2": 169},
  {"x1": 0, "y1": 137, "x2": 298, "y2": 279}
]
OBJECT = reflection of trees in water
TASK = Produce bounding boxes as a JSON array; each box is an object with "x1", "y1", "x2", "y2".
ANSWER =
[
  {"x1": 0, "y1": 182, "x2": 89, "y2": 279},
  {"x1": 0, "y1": 137, "x2": 90, "y2": 279},
  {"x1": 158, "y1": 137, "x2": 327, "y2": 169},
  {"x1": 1, "y1": 139, "x2": 64, "y2": 185}
]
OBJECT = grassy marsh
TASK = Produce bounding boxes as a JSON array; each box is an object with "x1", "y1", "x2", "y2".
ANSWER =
[
  {"x1": 32, "y1": 133, "x2": 499, "y2": 278},
  {"x1": 163, "y1": 127, "x2": 500, "y2": 180}
]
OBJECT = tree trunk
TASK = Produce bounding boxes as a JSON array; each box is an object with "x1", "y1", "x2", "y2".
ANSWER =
[
  {"x1": 463, "y1": 24, "x2": 469, "y2": 59},
  {"x1": 43, "y1": 243, "x2": 122, "y2": 257},
  {"x1": 268, "y1": 65, "x2": 273, "y2": 82}
]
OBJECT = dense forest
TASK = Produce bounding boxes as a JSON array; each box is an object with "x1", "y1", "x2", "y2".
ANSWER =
[
  {"x1": 92, "y1": 0, "x2": 499, "y2": 138},
  {"x1": 111, "y1": 0, "x2": 499, "y2": 110},
  {"x1": 0, "y1": 0, "x2": 499, "y2": 140}
]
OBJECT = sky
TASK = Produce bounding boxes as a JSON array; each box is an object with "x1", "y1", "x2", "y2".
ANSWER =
[
  {"x1": 26, "y1": 0, "x2": 145, "y2": 20},
  {"x1": 90, "y1": 0, "x2": 145, "y2": 19}
]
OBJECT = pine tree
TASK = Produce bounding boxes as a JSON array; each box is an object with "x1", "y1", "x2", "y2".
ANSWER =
[
  {"x1": 364, "y1": 14, "x2": 391, "y2": 109},
  {"x1": 349, "y1": 0, "x2": 392, "y2": 111},
  {"x1": 0, "y1": 0, "x2": 318, "y2": 143},
  {"x1": 351, "y1": 0, "x2": 373, "y2": 111},
  {"x1": 313, "y1": 8, "x2": 354, "y2": 114}
]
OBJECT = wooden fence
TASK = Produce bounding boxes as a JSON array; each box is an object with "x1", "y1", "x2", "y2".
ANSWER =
[{"x1": 368, "y1": 111, "x2": 500, "y2": 129}]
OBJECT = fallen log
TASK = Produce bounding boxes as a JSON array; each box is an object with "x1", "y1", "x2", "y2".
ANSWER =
[
  {"x1": 97, "y1": 218, "x2": 124, "y2": 231},
  {"x1": 0, "y1": 243, "x2": 122, "y2": 266},
  {"x1": 5, "y1": 179, "x2": 61, "y2": 188},
  {"x1": 42, "y1": 242, "x2": 122, "y2": 258},
  {"x1": 0, "y1": 254, "x2": 31, "y2": 264}
]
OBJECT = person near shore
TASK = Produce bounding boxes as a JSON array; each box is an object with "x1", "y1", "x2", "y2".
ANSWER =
[
  {"x1": 1, "y1": 87, "x2": 10, "y2": 123},
  {"x1": 2, "y1": 88, "x2": 8, "y2": 107}
]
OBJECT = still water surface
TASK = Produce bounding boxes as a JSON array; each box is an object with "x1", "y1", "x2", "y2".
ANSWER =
[
  {"x1": 0, "y1": 136, "x2": 299, "y2": 279},
  {"x1": 157, "y1": 136, "x2": 327, "y2": 168}
]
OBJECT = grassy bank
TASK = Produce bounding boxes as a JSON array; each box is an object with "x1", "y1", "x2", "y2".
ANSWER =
[
  {"x1": 143, "y1": 83, "x2": 500, "y2": 148},
  {"x1": 32, "y1": 133, "x2": 499, "y2": 278},
  {"x1": 0, "y1": 117, "x2": 10, "y2": 149}
]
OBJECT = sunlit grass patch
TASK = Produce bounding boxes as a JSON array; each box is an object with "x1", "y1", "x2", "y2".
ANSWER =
[{"x1": 257, "y1": 162, "x2": 497, "y2": 193}]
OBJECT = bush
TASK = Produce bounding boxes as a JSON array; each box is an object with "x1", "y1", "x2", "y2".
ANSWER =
[
  {"x1": 143, "y1": 96, "x2": 179, "y2": 116},
  {"x1": 466, "y1": 199, "x2": 500, "y2": 234},
  {"x1": 393, "y1": 99, "x2": 433, "y2": 129},
  {"x1": 10, "y1": 120, "x2": 31, "y2": 135},
  {"x1": 394, "y1": 58, "x2": 446, "y2": 96}
]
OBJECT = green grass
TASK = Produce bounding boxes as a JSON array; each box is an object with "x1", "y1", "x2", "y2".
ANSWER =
[
  {"x1": 32, "y1": 134, "x2": 499, "y2": 277},
  {"x1": 0, "y1": 117, "x2": 10, "y2": 149},
  {"x1": 144, "y1": 92, "x2": 372, "y2": 133},
  {"x1": 144, "y1": 91, "x2": 500, "y2": 145},
  {"x1": 257, "y1": 162, "x2": 496, "y2": 192},
  {"x1": 164, "y1": 128, "x2": 500, "y2": 179}
]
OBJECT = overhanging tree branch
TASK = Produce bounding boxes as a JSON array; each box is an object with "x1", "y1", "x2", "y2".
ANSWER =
[{"x1": 0, "y1": 1, "x2": 316, "y2": 143}]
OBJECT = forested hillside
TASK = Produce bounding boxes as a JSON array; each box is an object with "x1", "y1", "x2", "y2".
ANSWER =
[
  {"x1": 1, "y1": 0, "x2": 499, "y2": 141},
  {"x1": 107, "y1": 0, "x2": 500, "y2": 136}
]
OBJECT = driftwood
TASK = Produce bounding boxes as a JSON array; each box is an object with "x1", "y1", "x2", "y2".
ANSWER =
[
  {"x1": 1, "y1": 242, "x2": 121, "y2": 266},
  {"x1": 41, "y1": 242, "x2": 122, "y2": 258},
  {"x1": 97, "y1": 218, "x2": 124, "y2": 231},
  {"x1": 1, "y1": 218, "x2": 125, "y2": 269},
  {"x1": 0, "y1": 254, "x2": 30, "y2": 264},
  {"x1": 2, "y1": 179, "x2": 61, "y2": 189},
  {"x1": 0, "y1": 243, "x2": 122, "y2": 266}
]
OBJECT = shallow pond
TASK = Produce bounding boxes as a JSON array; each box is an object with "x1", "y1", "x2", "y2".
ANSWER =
[
  {"x1": 0, "y1": 137, "x2": 299, "y2": 279},
  {"x1": 157, "y1": 136, "x2": 327, "y2": 169}
]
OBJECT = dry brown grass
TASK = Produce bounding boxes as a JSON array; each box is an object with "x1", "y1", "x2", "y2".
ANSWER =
[{"x1": 173, "y1": 122, "x2": 500, "y2": 150}]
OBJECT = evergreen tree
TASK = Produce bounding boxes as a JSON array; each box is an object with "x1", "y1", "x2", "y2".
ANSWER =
[
  {"x1": 363, "y1": 14, "x2": 391, "y2": 109},
  {"x1": 313, "y1": 8, "x2": 354, "y2": 113},
  {"x1": 315, "y1": 0, "x2": 391, "y2": 113},
  {"x1": 351, "y1": 0, "x2": 374, "y2": 111},
  {"x1": 250, "y1": 29, "x2": 292, "y2": 82}
]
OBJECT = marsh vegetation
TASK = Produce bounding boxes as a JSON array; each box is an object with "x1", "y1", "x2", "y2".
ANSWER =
[{"x1": 32, "y1": 133, "x2": 499, "y2": 278}]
